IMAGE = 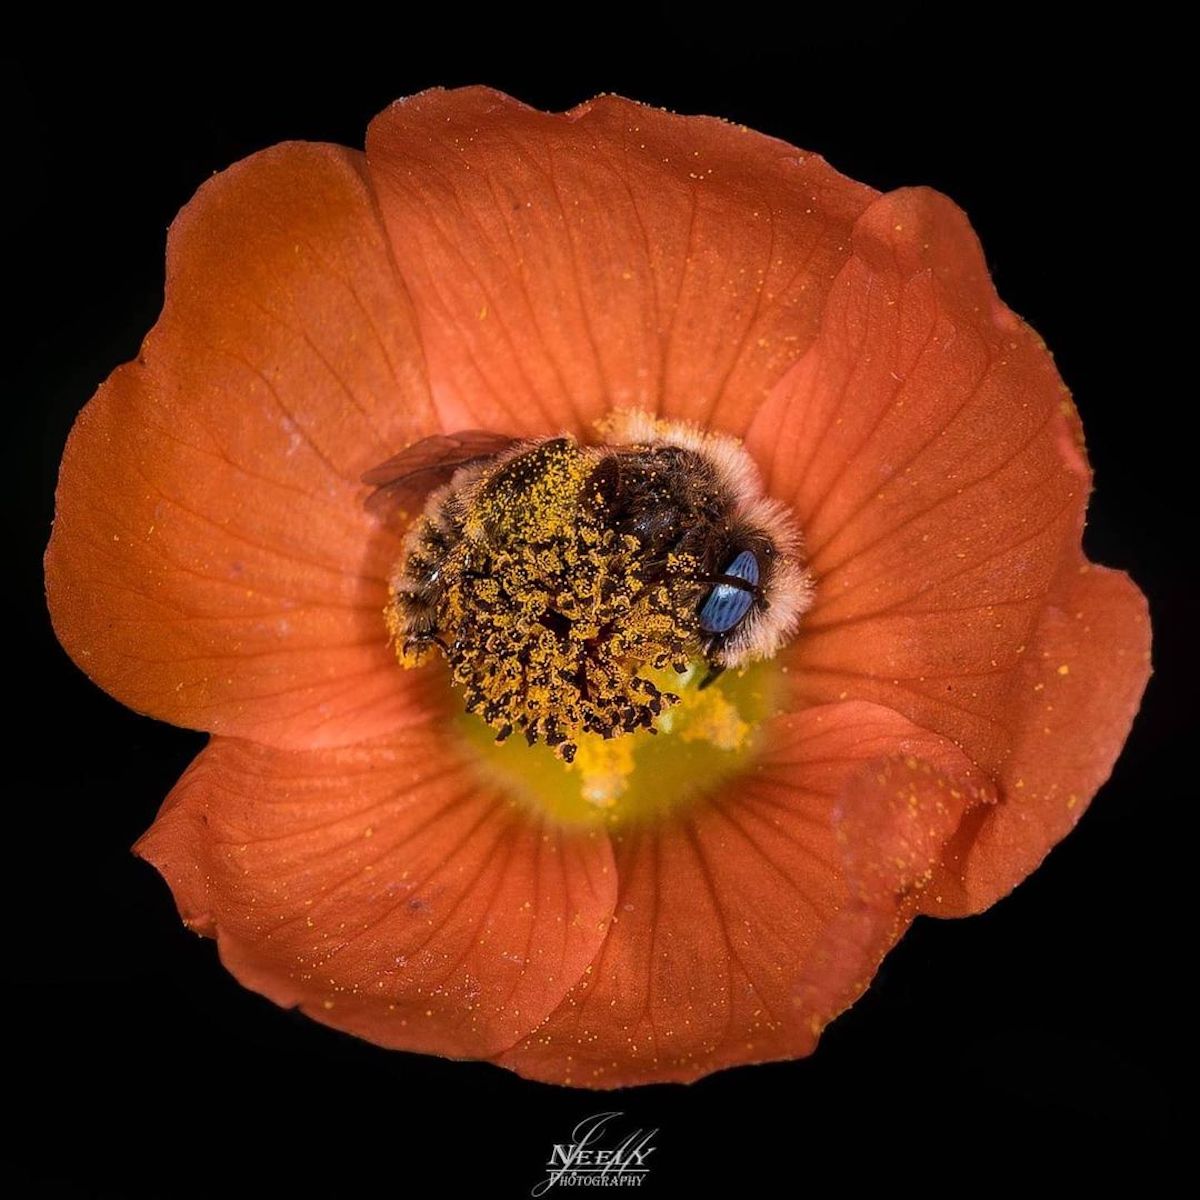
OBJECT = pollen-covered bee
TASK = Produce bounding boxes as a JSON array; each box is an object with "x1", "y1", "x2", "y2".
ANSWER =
[{"x1": 364, "y1": 412, "x2": 811, "y2": 761}]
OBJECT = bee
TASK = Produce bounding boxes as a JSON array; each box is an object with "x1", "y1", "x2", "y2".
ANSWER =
[{"x1": 364, "y1": 412, "x2": 811, "y2": 759}]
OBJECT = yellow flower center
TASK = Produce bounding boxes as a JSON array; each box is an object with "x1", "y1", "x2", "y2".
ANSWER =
[{"x1": 457, "y1": 658, "x2": 783, "y2": 827}]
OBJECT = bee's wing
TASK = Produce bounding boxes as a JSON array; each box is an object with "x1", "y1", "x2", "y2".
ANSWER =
[{"x1": 362, "y1": 430, "x2": 518, "y2": 520}]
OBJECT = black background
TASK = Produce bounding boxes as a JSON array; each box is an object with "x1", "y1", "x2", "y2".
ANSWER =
[{"x1": 8, "y1": 7, "x2": 1185, "y2": 1193}]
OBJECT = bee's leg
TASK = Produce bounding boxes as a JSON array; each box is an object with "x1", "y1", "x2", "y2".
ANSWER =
[
  {"x1": 401, "y1": 632, "x2": 447, "y2": 657},
  {"x1": 698, "y1": 663, "x2": 726, "y2": 691},
  {"x1": 394, "y1": 586, "x2": 438, "y2": 628},
  {"x1": 391, "y1": 584, "x2": 450, "y2": 663}
]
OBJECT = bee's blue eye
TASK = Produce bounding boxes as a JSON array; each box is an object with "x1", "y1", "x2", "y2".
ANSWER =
[{"x1": 698, "y1": 550, "x2": 759, "y2": 634}]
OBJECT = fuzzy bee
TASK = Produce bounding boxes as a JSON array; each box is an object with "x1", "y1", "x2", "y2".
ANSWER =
[{"x1": 364, "y1": 412, "x2": 811, "y2": 756}]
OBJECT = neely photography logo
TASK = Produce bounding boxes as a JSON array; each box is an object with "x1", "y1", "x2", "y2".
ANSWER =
[{"x1": 531, "y1": 1112, "x2": 658, "y2": 1195}]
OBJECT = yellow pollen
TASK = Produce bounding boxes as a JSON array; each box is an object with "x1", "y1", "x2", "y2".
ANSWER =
[
  {"x1": 458, "y1": 659, "x2": 781, "y2": 827},
  {"x1": 678, "y1": 683, "x2": 751, "y2": 751},
  {"x1": 571, "y1": 737, "x2": 636, "y2": 809}
]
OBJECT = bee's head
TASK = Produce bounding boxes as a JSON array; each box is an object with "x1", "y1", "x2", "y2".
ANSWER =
[
  {"x1": 696, "y1": 531, "x2": 811, "y2": 671},
  {"x1": 599, "y1": 411, "x2": 814, "y2": 674}
]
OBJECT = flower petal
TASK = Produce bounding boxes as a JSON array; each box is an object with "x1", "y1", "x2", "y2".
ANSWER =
[
  {"x1": 365, "y1": 87, "x2": 876, "y2": 437},
  {"x1": 136, "y1": 723, "x2": 617, "y2": 1059},
  {"x1": 748, "y1": 187, "x2": 1087, "y2": 743},
  {"x1": 924, "y1": 560, "x2": 1150, "y2": 914},
  {"x1": 46, "y1": 143, "x2": 438, "y2": 749},
  {"x1": 497, "y1": 701, "x2": 988, "y2": 1087},
  {"x1": 746, "y1": 186, "x2": 1150, "y2": 911}
]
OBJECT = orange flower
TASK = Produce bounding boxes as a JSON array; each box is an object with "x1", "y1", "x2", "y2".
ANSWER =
[{"x1": 44, "y1": 87, "x2": 1150, "y2": 1088}]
